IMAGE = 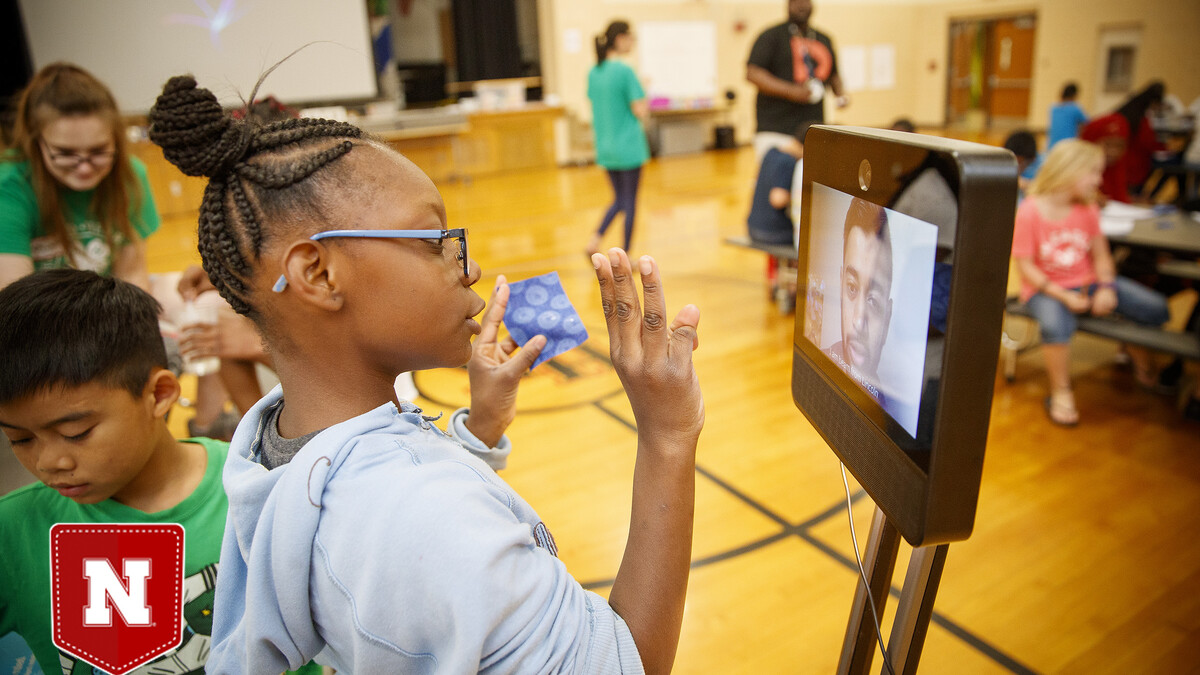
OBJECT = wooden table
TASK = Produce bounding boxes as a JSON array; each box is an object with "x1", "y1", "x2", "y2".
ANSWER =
[{"x1": 371, "y1": 105, "x2": 564, "y2": 182}]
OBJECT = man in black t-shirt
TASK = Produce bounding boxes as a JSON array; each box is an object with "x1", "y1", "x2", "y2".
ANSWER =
[{"x1": 746, "y1": 0, "x2": 848, "y2": 160}]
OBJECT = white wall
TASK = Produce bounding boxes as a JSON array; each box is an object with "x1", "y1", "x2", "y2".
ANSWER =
[{"x1": 537, "y1": 0, "x2": 1200, "y2": 145}]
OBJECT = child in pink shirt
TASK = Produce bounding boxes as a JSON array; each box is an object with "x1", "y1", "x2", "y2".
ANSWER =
[{"x1": 1012, "y1": 139, "x2": 1169, "y2": 426}]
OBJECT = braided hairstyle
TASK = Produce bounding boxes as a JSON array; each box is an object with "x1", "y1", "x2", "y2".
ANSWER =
[{"x1": 147, "y1": 75, "x2": 364, "y2": 320}]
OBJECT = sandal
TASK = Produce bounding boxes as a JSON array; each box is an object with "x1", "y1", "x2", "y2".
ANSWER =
[
  {"x1": 1134, "y1": 364, "x2": 1155, "y2": 387},
  {"x1": 1134, "y1": 366, "x2": 1175, "y2": 394},
  {"x1": 1045, "y1": 390, "x2": 1079, "y2": 427},
  {"x1": 187, "y1": 409, "x2": 241, "y2": 441}
]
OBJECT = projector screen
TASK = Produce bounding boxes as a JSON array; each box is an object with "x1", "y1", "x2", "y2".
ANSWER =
[{"x1": 17, "y1": 0, "x2": 378, "y2": 113}]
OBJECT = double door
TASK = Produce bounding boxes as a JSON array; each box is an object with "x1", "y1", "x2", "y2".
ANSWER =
[{"x1": 947, "y1": 15, "x2": 1036, "y2": 128}]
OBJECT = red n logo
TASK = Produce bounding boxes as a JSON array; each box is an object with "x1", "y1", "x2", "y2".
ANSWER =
[
  {"x1": 50, "y1": 524, "x2": 185, "y2": 675},
  {"x1": 82, "y1": 558, "x2": 153, "y2": 626}
]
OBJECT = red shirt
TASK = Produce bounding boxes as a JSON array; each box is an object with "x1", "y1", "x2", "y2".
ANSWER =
[
  {"x1": 1125, "y1": 116, "x2": 1162, "y2": 189},
  {"x1": 1081, "y1": 114, "x2": 1131, "y2": 203},
  {"x1": 1012, "y1": 198, "x2": 1101, "y2": 301}
]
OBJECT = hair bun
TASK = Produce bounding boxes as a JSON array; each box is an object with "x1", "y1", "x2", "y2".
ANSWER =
[{"x1": 149, "y1": 75, "x2": 252, "y2": 178}]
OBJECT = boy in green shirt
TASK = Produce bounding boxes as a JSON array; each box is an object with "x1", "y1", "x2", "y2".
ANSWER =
[{"x1": 0, "y1": 269, "x2": 314, "y2": 675}]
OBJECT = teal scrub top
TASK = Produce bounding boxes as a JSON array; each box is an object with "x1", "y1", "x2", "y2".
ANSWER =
[{"x1": 588, "y1": 60, "x2": 650, "y2": 170}]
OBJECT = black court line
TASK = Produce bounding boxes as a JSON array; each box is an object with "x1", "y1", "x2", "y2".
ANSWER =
[
  {"x1": 585, "y1": 399, "x2": 1038, "y2": 674},
  {"x1": 545, "y1": 357, "x2": 580, "y2": 379},
  {"x1": 417, "y1": 380, "x2": 1036, "y2": 671},
  {"x1": 694, "y1": 464, "x2": 792, "y2": 528},
  {"x1": 578, "y1": 342, "x2": 613, "y2": 365}
]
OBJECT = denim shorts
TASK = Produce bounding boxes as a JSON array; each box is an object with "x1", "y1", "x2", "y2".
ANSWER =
[{"x1": 1024, "y1": 276, "x2": 1170, "y2": 344}]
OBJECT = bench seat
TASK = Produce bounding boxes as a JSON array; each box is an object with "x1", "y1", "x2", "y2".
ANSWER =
[
  {"x1": 1004, "y1": 295, "x2": 1200, "y2": 364},
  {"x1": 723, "y1": 235, "x2": 799, "y2": 261},
  {"x1": 724, "y1": 235, "x2": 800, "y2": 314}
]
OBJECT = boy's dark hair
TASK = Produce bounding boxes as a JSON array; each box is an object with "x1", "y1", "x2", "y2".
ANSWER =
[
  {"x1": 1061, "y1": 83, "x2": 1078, "y2": 101},
  {"x1": 0, "y1": 269, "x2": 167, "y2": 404},
  {"x1": 148, "y1": 75, "x2": 364, "y2": 321},
  {"x1": 890, "y1": 118, "x2": 916, "y2": 133},
  {"x1": 1003, "y1": 130, "x2": 1038, "y2": 160}
]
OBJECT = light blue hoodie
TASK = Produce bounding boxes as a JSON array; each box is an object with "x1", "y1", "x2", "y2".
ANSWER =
[{"x1": 207, "y1": 386, "x2": 643, "y2": 674}]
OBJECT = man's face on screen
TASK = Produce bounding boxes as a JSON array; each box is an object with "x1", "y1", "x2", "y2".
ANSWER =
[{"x1": 840, "y1": 225, "x2": 893, "y2": 379}]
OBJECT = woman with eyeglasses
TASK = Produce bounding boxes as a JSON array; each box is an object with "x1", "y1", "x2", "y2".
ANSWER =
[{"x1": 0, "y1": 62, "x2": 158, "y2": 291}]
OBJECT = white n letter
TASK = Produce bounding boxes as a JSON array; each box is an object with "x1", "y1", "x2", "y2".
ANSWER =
[{"x1": 83, "y1": 559, "x2": 151, "y2": 626}]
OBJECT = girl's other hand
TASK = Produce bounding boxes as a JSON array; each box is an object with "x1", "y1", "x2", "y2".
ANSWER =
[
  {"x1": 1091, "y1": 286, "x2": 1118, "y2": 317},
  {"x1": 593, "y1": 249, "x2": 703, "y2": 450},
  {"x1": 1064, "y1": 290, "x2": 1092, "y2": 314},
  {"x1": 179, "y1": 320, "x2": 220, "y2": 362},
  {"x1": 464, "y1": 275, "x2": 545, "y2": 448}
]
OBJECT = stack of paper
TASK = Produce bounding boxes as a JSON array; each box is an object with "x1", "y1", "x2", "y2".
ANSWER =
[{"x1": 1099, "y1": 201, "x2": 1156, "y2": 236}]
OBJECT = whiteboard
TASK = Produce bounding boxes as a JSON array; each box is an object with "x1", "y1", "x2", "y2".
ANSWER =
[
  {"x1": 18, "y1": 0, "x2": 378, "y2": 113},
  {"x1": 637, "y1": 21, "x2": 717, "y2": 104}
]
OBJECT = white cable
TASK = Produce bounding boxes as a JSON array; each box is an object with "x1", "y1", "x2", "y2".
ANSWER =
[{"x1": 841, "y1": 462, "x2": 897, "y2": 675}]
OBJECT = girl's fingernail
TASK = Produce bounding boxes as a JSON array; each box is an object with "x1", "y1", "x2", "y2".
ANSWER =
[
  {"x1": 496, "y1": 274, "x2": 506, "y2": 286},
  {"x1": 591, "y1": 253, "x2": 602, "y2": 270},
  {"x1": 639, "y1": 256, "x2": 652, "y2": 275},
  {"x1": 609, "y1": 251, "x2": 620, "y2": 268}
]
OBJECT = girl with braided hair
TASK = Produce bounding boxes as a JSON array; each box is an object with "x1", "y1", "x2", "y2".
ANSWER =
[{"x1": 149, "y1": 73, "x2": 703, "y2": 675}]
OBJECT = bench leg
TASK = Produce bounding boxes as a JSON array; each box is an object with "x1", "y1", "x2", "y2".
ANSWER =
[
  {"x1": 775, "y1": 256, "x2": 798, "y2": 315},
  {"x1": 1000, "y1": 313, "x2": 1041, "y2": 383},
  {"x1": 1001, "y1": 340, "x2": 1017, "y2": 382}
]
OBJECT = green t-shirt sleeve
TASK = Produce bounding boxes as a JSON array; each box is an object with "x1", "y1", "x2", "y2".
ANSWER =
[
  {"x1": 0, "y1": 531, "x2": 13, "y2": 639},
  {"x1": 0, "y1": 161, "x2": 39, "y2": 257},
  {"x1": 623, "y1": 64, "x2": 645, "y2": 104},
  {"x1": 129, "y1": 156, "x2": 160, "y2": 240}
]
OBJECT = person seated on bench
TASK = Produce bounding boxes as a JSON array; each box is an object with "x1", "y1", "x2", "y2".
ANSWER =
[
  {"x1": 746, "y1": 135, "x2": 804, "y2": 248},
  {"x1": 746, "y1": 126, "x2": 809, "y2": 303},
  {"x1": 1080, "y1": 113, "x2": 1131, "y2": 205},
  {"x1": 1012, "y1": 139, "x2": 1170, "y2": 427}
]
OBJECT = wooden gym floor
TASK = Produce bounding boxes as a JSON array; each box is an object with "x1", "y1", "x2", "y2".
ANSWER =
[{"x1": 149, "y1": 143, "x2": 1200, "y2": 674}]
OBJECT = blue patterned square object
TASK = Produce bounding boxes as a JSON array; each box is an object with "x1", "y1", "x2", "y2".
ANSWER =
[{"x1": 502, "y1": 272, "x2": 589, "y2": 369}]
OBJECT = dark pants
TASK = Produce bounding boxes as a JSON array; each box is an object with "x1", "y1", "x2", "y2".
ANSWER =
[{"x1": 597, "y1": 167, "x2": 642, "y2": 251}]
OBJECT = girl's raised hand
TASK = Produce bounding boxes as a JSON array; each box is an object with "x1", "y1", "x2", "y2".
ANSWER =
[
  {"x1": 593, "y1": 249, "x2": 703, "y2": 450},
  {"x1": 464, "y1": 275, "x2": 545, "y2": 448}
]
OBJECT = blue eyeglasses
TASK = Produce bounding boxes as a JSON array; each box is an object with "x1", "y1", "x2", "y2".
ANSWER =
[{"x1": 272, "y1": 228, "x2": 469, "y2": 292}]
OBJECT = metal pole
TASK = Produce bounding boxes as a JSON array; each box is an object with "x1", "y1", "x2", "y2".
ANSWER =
[
  {"x1": 884, "y1": 543, "x2": 949, "y2": 675},
  {"x1": 837, "y1": 505, "x2": 901, "y2": 675}
]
